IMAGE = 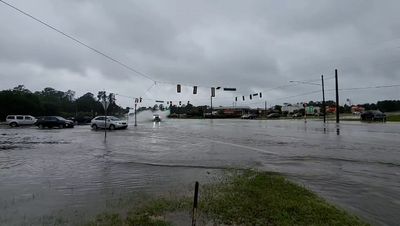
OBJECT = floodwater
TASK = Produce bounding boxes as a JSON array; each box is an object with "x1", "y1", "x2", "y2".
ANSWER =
[{"x1": 0, "y1": 118, "x2": 399, "y2": 225}]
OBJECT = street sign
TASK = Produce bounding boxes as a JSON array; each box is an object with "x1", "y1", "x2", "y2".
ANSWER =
[
  {"x1": 102, "y1": 100, "x2": 110, "y2": 110},
  {"x1": 223, "y1": 88, "x2": 236, "y2": 91}
]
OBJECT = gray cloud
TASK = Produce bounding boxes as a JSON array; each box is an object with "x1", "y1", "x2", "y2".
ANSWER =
[{"x1": 0, "y1": 0, "x2": 399, "y2": 107}]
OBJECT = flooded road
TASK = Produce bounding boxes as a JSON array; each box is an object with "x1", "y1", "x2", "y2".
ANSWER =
[{"x1": 0, "y1": 119, "x2": 399, "y2": 225}]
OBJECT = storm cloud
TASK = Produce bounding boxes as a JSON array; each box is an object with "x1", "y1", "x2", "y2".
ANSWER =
[{"x1": 0, "y1": 0, "x2": 399, "y2": 107}]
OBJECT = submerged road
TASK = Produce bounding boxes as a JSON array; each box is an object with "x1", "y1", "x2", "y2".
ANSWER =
[{"x1": 0, "y1": 119, "x2": 399, "y2": 225}]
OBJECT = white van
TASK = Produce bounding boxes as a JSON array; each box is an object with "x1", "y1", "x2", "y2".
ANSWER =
[{"x1": 6, "y1": 115, "x2": 37, "y2": 127}]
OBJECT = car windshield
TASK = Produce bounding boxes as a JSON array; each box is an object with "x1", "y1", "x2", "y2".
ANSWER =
[
  {"x1": 56, "y1": 116, "x2": 66, "y2": 120},
  {"x1": 108, "y1": 116, "x2": 120, "y2": 121}
]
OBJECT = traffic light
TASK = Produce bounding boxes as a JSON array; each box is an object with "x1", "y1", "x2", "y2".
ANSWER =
[{"x1": 177, "y1": 84, "x2": 181, "y2": 93}]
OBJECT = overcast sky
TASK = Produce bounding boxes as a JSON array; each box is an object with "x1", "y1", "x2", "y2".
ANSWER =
[{"x1": 0, "y1": 0, "x2": 399, "y2": 108}]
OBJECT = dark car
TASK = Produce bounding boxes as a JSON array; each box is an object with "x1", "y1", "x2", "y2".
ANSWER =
[
  {"x1": 35, "y1": 116, "x2": 75, "y2": 128},
  {"x1": 361, "y1": 110, "x2": 386, "y2": 121},
  {"x1": 68, "y1": 116, "x2": 93, "y2": 124}
]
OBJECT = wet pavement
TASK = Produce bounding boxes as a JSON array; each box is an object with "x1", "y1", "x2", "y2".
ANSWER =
[{"x1": 0, "y1": 119, "x2": 399, "y2": 225}]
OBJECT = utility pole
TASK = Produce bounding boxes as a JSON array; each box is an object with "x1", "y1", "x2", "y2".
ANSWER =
[
  {"x1": 321, "y1": 75, "x2": 326, "y2": 123},
  {"x1": 335, "y1": 69, "x2": 340, "y2": 123}
]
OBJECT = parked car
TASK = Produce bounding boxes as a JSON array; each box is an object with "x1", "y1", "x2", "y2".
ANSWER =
[
  {"x1": 292, "y1": 113, "x2": 304, "y2": 118},
  {"x1": 267, "y1": 113, "x2": 281, "y2": 119},
  {"x1": 35, "y1": 116, "x2": 74, "y2": 128},
  {"x1": 241, "y1": 114, "x2": 257, "y2": 119},
  {"x1": 6, "y1": 115, "x2": 37, "y2": 127},
  {"x1": 91, "y1": 116, "x2": 128, "y2": 130},
  {"x1": 68, "y1": 116, "x2": 93, "y2": 124},
  {"x1": 361, "y1": 110, "x2": 386, "y2": 121}
]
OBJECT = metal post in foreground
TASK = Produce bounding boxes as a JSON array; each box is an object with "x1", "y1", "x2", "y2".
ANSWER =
[
  {"x1": 321, "y1": 75, "x2": 326, "y2": 123},
  {"x1": 192, "y1": 181, "x2": 199, "y2": 226},
  {"x1": 335, "y1": 69, "x2": 340, "y2": 123}
]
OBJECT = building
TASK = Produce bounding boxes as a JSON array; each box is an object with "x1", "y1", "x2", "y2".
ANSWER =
[
  {"x1": 211, "y1": 106, "x2": 251, "y2": 118},
  {"x1": 282, "y1": 104, "x2": 302, "y2": 114},
  {"x1": 305, "y1": 106, "x2": 321, "y2": 115},
  {"x1": 351, "y1": 105, "x2": 365, "y2": 114}
]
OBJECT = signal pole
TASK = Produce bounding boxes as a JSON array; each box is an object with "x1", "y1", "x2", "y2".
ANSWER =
[
  {"x1": 134, "y1": 103, "x2": 137, "y2": 126},
  {"x1": 210, "y1": 96, "x2": 213, "y2": 119},
  {"x1": 335, "y1": 69, "x2": 340, "y2": 123}
]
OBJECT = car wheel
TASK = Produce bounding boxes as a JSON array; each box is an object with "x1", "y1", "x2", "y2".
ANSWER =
[
  {"x1": 59, "y1": 124, "x2": 64, "y2": 129},
  {"x1": 92, "y1": 124, "x2": 98, "y2": 130},
  {"x1": 38, "y1": 124, "x2": 44, "y2": 129},
  {"x1": 10, "y1": 122, "x2": 18, "y2": 127},
  {"x1": 109, "y1": 125, "x2": 115, "y2": 130}
]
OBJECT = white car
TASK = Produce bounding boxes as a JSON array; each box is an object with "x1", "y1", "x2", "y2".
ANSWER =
[
  {"x1": 91, "y1": 116, "x2": 128, "y2": 130},
  {"x1": 153, "y1": 114, "x2": 161, "y2": 122},
  {"x1": 6, "y1": 115, "x2": 37, "y2": 127}
]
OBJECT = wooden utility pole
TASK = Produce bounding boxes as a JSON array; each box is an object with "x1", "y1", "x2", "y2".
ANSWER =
[
  {"x1": 335, "y1": 69, "x2": 340, "y2": 123},
  {"x1": 321, "y1": 75, "x2": 326, "y2": 123}
]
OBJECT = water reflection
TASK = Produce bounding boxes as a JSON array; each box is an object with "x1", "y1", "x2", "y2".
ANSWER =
[{"x1": 152, "y1": 121, "x2": 161, "y2": 128}]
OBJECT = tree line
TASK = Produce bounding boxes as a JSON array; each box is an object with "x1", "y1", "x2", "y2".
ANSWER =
[
  {"x1": 1, "y1": 85, "x2": 399, "y2": 120},
  {"x1": 0, "y1": 85, "x2": 127, "y2": 121}
]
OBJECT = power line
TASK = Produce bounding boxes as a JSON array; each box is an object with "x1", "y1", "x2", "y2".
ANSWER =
[
  {"x1": 339, "y1": 84, "x2": 400, "y2": 91},
  {"x1": 0, "y1": 0, "x2": 155, "y2": 82},
  {"x1": 0, "y1": 0, "x2": 235, "y2": 90}
]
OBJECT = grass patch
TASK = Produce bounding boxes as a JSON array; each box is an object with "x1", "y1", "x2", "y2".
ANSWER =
[
  {"x1": 82, "y1": 197, "x2": 191, "y2": 226},
  {"x1": 83, "y1": 170, "x2": 369, "y2": 226},
  {"x1": 200, "y1": 170, "x2": 368, "y2": 226},
  {"x1": 387, "y1": 114, "x2": 400, "y2": 122}
]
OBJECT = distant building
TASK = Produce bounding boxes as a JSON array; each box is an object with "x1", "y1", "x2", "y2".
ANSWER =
[
  {"x1": 212, "y1": 106, "x2": 251, "y2": 117},
  {"x1": 326, "y1": 106, "x2": 337, "y2": 113},
  {"x1": 351, "y1": 105, "x2": 365, "y2": 114},
  {"x1": 282, "y1": 104, "x2": 302, "y2": 114},
  {"x1": 305, "y1": 106, "x2": 321, "y2": 115}
]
